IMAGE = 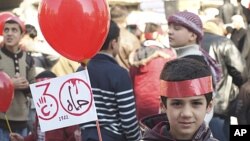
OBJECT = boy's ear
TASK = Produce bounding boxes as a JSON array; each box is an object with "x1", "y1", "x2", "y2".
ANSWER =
[
  {"x1": 190, "y1": 32, "x2": 197, "y2": 41},
  {"x1": 110, "y1": 39, "x2": 117, "y2": 49},
  {"x1": 206, "y1": 99, "x2": 214, "y2": 113}
]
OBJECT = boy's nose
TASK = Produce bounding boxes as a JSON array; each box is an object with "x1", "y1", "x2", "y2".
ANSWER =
[
  {"x1": 180, "y1": 105, "x2": 193, "y2": 118},
  {"x1": 167, "y1": 29, "x2": 173, "y2": 35}
]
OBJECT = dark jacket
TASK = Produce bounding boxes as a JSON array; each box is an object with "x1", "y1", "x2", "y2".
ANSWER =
[
  {"x1": 230, "y1": 28, "x2": 247, "y2": 52},
  {"x1": 140, "y1": 114, "x2": 218, "y2": 141},
  {"x1": 201, "y1": 32, "x2": 247, "y2": 116}
]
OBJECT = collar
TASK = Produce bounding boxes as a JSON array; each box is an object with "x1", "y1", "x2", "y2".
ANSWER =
[
  {"x1": 98, "y1": 51, "x2": 113, "y2": 58},
  {"x1": 92, "y1": 52, "x2": 118, "y2": 65},
  {"x1": 1, "y1": 46, "x2": 23, "y2": 59},
  {"x1": 174, "y1": 44, "x2": 202, "y2": 58},
  {"x1": 157, "y1": 121, "x2": 209, "y2": 141}
]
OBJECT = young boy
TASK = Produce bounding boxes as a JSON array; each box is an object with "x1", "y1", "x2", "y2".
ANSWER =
[
  {"x1": 140, "y1": 58, "x2": 218, "y2": 141},
  {"x1": 167, "y1": 11, "x2": 221, "y2": 126},
  {"x1": 167, "y1": 11, "x2": 205, "y2": 63},
  {"x1": 77, "y1": 20, "x2": 141, "y2": 141},
  {"x1": 0, "y1": 16, "x2": 36, "y2": 141}
]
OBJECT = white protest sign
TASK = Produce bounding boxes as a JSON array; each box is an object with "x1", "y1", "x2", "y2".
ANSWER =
[{"x1": 30, "y1": 70, "x2": 97, "y2": 132}]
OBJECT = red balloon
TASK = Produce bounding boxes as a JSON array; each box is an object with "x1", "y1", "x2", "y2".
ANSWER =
[
  {"x1": 38, "y1": 0, "x2": 110, "y2": 62},
  {"x1": 0, "y1": 71, "x2": 14, "y2": 113},
  {"x1": 0, "y1": 12, "x2": 15, "y2": 35}
]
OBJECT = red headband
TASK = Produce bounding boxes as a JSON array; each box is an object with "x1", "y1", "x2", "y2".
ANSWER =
[{"x1": 160, "y1": 76, "x2": 213, "y2": 98}]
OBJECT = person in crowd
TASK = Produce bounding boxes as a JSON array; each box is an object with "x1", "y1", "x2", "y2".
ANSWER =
[
  {"x1": 129, "y1": 22, "x2": 176, "y2": 120},
  {"x1": 77, "y1": 20, "x2": 141, "y2": 141},
  {"x1": 19, "y1": 24, "x2": 57, "y2": 133},
  {"x1": 236, "y1": 0, "x2": 250, "y2": 25},
  {"x1": 201, "y1": 19, "x2": 247, "y2": 141},
  {"x1": 167, "y1": 10, "x2": 220, "y2": 126},
  {"x1": 140, "y1": 58, "x2": 218, "y2": 141},
  {"x1": 110, "y1": 5, "x2": 141, "y2": 71},
  {"x1": 237, "y1": 5, "x2": 250, "y2": 125},
  {"x1": 218, "y1": 0, "x2": 236, "y2": 24},
  {"x1": 9, "y1": 70, "x2": 78, "y2": 141},
  {"x1": 230, "y1": 14, "x2": 247, "y2": 53},
  {"x1": 20, "y1": 24, "x2": 59, "y2": 75},
  {"x1": 0, "y1": 16, "x2": 36, "y2": 141}
]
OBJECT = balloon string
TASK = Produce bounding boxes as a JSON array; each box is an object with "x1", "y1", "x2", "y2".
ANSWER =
[{"x1": 4, "y1": 113, "x2": 12, "y2": 133}]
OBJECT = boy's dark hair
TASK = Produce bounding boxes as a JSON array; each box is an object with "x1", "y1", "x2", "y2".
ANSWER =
[
  {"x1": 160, "y1": 58, "x2": 213, "y2": 107},
  {"x1": 101, "y1": 20, "x2": 120, "y2": 51},
  {"x1": 35, "y1": 70, "x2": 57, "y2": 79},
  {"x1": 25, "y1": 24, "x2": 37, "y2": 39},
  {"x1": 5, "y1": 18, "x2": 25, "y2": 33}
]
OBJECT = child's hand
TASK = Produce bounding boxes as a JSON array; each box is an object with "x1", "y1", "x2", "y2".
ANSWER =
[
  {"x1": 9, "y1": 133, "x2": 24, "y2": 141},
  {"x1": 11, "y1": 74, "x2": 29, "y2": 90},
  {"x1": 74, "y1": 128, "x2": 82, "y2": 141}
]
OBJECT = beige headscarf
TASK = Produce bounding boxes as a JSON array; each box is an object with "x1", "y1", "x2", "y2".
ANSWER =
[{"x1": 203, "y1": 20, "x2": 224, "y2": 36}]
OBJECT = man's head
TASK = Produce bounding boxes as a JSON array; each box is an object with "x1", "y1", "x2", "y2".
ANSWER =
[
  {"x1": 231, "y1": 14, "x2": 245, "y2": 29},
  {"x1": 35, "y1": 70, "x2": 57, "y2": 82},
  {"x1": 25, "y1": 24, "x2": 37, "y2": 39},
  {"x1": 160, "y1": 58, "x2": 213, "y2": 140},
  {"x1": 2, "y1": 16, "x2": 25, "y2": 48},
  {"x1": 4, "y1": 16, "x2": 25, "y2": 34},
  {"x1": 101, "y1": 20, "x2": 120, "y2": 57},
  {"x1": 168, "y1": 11, "x2": 203, "y2": 47},
  {"x1": 144, "y1": 22, "x2": 162, "y2": 40},
  {"x1": 110, "y1": 5, "x2": 128, "y2": 26}
]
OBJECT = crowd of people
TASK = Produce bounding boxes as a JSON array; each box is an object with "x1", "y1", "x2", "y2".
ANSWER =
[{"x1": 1, "y1": 0, "x2": 250, "y2": 141}]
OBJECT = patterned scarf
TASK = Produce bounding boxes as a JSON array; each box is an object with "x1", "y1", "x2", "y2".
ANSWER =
[{"x1": 199, "y1": 47, "x2": 222, "y2": 84}]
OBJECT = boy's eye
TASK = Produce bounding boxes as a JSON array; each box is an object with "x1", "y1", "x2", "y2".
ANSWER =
[
  {"x1": 171, "y1": 101, "x2": 182, "y2": 107},
  {"x1": 192, "y1": 101, "x2": 203, "y2": 106},
  {"x1": 3, "y1": 28, "x2": 18, "y2": 33},
  {"x1": 12, "y1": 28, "x2": 18, "y2": 33},
  {"x1": 173, "y1": 25, "x2": 182, "y2": 30},
  {"x1": 4, "y1": 28, "x2": 9, "y2": 33}
]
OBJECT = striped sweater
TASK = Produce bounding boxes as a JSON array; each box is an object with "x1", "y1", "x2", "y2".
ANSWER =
[{"x1": 77, "y1": 53, "x2": 141, "y2": 141}]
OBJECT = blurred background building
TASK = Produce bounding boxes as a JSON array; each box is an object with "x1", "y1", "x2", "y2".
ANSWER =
[{"x1": 1, "y1": 0, "x2": 249, "y2": 14}]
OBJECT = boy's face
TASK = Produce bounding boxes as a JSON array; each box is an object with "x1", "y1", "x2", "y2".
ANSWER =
[
  {"x1": 3, "y1": 23, "x2": 23, "y2": 48},
  {"x1": 164, "y1": 95, "x2": 212, "y2": 140},
  {"x1": 168, "y1": 23, "x2": 197, "y2": 48}
]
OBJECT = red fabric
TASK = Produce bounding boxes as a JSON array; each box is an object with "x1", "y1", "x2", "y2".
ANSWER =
[
  {"x1": 131, "y1": 48, "x2": 176, "y2": 120},
  {"x1": 24, "y1": 116, "x2": 78, "y2": 141}
]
